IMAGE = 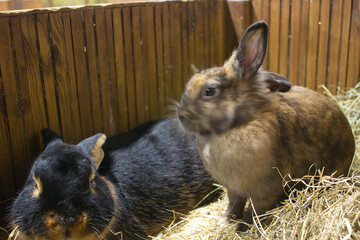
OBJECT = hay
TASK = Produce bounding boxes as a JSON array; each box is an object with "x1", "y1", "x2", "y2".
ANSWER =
[{"x1": 153, "y1": 85, "x2": 360, "y2": 240}]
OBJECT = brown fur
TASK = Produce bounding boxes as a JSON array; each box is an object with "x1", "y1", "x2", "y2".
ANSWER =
[{"x1": 177, "y1": 21, "x2": 355, "y2": 230}]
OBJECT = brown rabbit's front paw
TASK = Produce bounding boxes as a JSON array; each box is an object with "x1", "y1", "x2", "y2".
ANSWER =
[{"x1": 236, "y1": 222, "x2": 251, "y2": 232}]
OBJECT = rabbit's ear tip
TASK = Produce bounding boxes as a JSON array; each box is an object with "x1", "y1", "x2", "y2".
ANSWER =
[
  {"x1": 41, "y1": 128, "x2": 62, "y2": 148},
  {"x1": 248, "y1": 21, "x2": 268, "y2": 30}
]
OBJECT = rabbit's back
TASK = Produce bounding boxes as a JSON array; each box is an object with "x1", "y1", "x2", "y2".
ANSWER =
[
  {"x1": 275, "y1": 86, "x2": 354, "y2": 177},
  {"x1": 102, "y1": 119, "x2": 216, "y2": 236}
]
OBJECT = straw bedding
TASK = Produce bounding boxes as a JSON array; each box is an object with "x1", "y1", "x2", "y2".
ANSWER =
[{"x1": 153, "y1": 84, "x2": 360, "y2": 240}]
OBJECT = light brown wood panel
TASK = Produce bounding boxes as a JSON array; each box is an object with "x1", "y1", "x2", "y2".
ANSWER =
[
  {"x1": 36, "y1": 13, "x2": 61, "y2": 134},
  {"x1": 194, "y1": 1, "x2": 205, "y2": 71},
  {"x1": 63, "y1": 12, "x2": 82, "y2": 142},
  {"x1": 154, "y1": 4, "x2": 166, "y2": 117},
  {"x1": 70, "y1": 11, "x2": 94, "y2": 138},
  {"x1": 162, "y1": 3, "x2": 172, "y2": 112},
  {"x1": 288, "y1": 0, "x2": 302, "y2": 85},
  {"x1": 95, "y1": 9, "x2": 119, "y2": 135},
  {"x1": 169, "y1": 3, "x2": 183, "y2": 101},
  {"x1": 132, "y1": 7, "x2": 146, "y2": 124},
  {"x1": 268, "y1": 0, "x2": 280, "y2": 72},
  {"x1": 0, "y1": 69, "x2": 15, "y2": 201},
  {"x1": 187, "y1": 1, "x2": 197, "y2": 71},
  {"x1": 0, "y1": 17, "x2": 31, "y2": 187},
  {"x1": 338, "y1": 0, "x2": 352, "y2": 90},
  {"x1": 262, "y1": 0, "x2": 270, "y2": 69},
  {"x1": 278, "y1": 0, "x2": 290, "y2": 77},
  {"x1": 113, "y1": 8, "x2": 130, "y2": 131},
  {"x1": 49, "y1": 13, "x2": 79, "y2": 142},
  {"x1": 346, "y1": 0, "x2": 360, "y2": 89},
  {"x1": 327, "y1": 0, "x2": 344, "y2": 93},
  {"x1": 180, "y1": 1, "x2": 190, "y2": 87},
  {"x1": 203, "y1": 1, "x2": 211, "y2": 69},
  {"x1": 297, "y1": 0, "x2": 309, "y2": 87},
  {"x1": 316, "y1": 0, "x2": 331, "y2": 91},
  {"x1": 84, "y1": 9, "x2": 104, "y2": 134},
  {"x1": 122, "y1": 7, "x2": 137, "y2": 129},
  {"x1": 11, "y1": 16, "x2": 38, "y2": 166},
  {"x1": 217, "y1": 0, "x2": 226, "y2": 65},
  {"x1": 142, "y1": 5, "x2": 158, "y2": 120},
  {"x1": 305, "y1": 0, "x2": 320, "y2": 90}
]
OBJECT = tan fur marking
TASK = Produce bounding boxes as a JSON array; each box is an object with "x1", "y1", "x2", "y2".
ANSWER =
[
  {"x1": 91, "y1": 134, "x2": 106, "y2": 169},
  {"x1": 89, "y1": 171, "x2": 96, "y2": 193},
  {"x1": 32, "y1": 175, "x2": 42, "y2": 198}
]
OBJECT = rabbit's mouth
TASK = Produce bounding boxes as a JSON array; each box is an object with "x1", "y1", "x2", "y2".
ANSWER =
[{"x1": 177, "y1": 109, "x2": 199, "y2": 133}]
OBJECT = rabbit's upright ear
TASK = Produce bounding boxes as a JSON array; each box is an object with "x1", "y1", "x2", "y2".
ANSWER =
[
  {"x1": 234, "y1": 21, "x2": 268, "y2": 79},
  {"x1": 41, "y1": 128, "x2": 63, "y2": 149},
  {"x1": 78, "y1": 134, "x2": 106, "y2": 169}
]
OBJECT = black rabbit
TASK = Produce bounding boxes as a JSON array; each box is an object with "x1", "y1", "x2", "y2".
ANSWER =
[{"x1": 10, "y1": 119, "x2": 218, "y2": 240}]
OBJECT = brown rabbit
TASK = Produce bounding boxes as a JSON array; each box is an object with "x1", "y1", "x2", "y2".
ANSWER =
[{"x1": 177, "y1": 21, "x2": 355, "y2": 230}]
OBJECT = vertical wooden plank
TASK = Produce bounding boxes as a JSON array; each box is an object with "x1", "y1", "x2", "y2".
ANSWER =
[
  {"x1": 139, "y1": 6, "x2": 151, "y2": 122},
  {"x1": 36, "y1": 13, "x2": 61, "y2": 134},
  {"x1": 95, "y1": 9, "x2": 118, "y2": 135},
  {"x1": 20, "y1": 15, "x2": 48, "y2": 139},
  {"x1": 305, "y1": 0, "x2": 320, "y2": 90},
  {"x1": 142, "y1": 5, "x2": 159, "y2": 120},
  {"x1": 62, "y1": 12, "x2": 82, "y2": 142},
  {"x1": 162, "y1": 3, "x2": 172, "y2": 108},
  {"x1": 170, "y1": 3, "x2": 183, "y2": 101},
  {"x1": 113, "y1": 8, "x2": 129, "y2": 131},
  {"x1": 224, "y1": 2, "x2": 238, "y2": 57},
  {"x1": 122, "y1": 7, "x2": 137, "y2": 129},
  {"x1": 288, "y1": 0, "x2": 302, "y2": 85},
  {"x1": 316, "y1": 0, "x2": 331, "y2": 92},
  {"x1": 0, "y1": 70, "x2": 15, "y2": 201},
  {"x1": 194, "y1": 1, "x2": 205, "y2": 71},
  {"x1": 181, "y1": 1, "x2": 190, "y2": 87},
  {"x1": 227, "y1": 0, "x2": 253, "y2": 43},
  {"x1": 49, "y1": 13, "x2": 78, "y2": 142},
  {"x1": 203, "y1": 1, "x2": 210, "y2": 69},
  {"x1": 132, "y1": 7, "x2": 146, "y2": 125},
  {"x1": 217, "y1": 0, "x2": 225, "y2": 65},
  {"x1": 268, "y1": 0, "x2": 280, "y2": 72},
  {"x1": 84, "y1": 10, "x2": 103, "y2": 134},
  {"x1": 187, "y1": 1, "x2": 197, "y2": 70},
  {"x1": 154, "y1": 4, "x2": 166, "y2": 117},
  {"x1": 70, "y1": 11, "x2": 94, "y2": 137},
  {"x1": 337, "y1": 0, "x2": 352, "y2": 90},
  {"x1": 0, "y1": 17, "x2": 30, "y2": 187},
  {"x1": 11, "y1": 16, "x2": 38, "y2": 164},
  {"x1": 346, "y1": 0, "x2": 360, "y2": 88},
  {"x1": 327, "y1": 0, "x2": 344, "y2": 93},
  {"x1": 252, "y1": 0, "x2": 262, "y2": 21},
  {"x1": 262, "y1": 0, "x2": 270, "y2": 69},
  {"x1": 297, "y1": 0, "x2": 309, "y2": 87},
  {"x1": 279, "y1": 0, "x2": 291, "y2": 77},
  {"x1": 209, "y1": 0, "x2": 218, "y2": 67},
  {"x1": 105, "y1": 8, "x2": 120, "y2": 133}
]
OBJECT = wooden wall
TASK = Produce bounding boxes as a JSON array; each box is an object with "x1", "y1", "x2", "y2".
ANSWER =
[
  {"x1": 0, "y1": 0, "x2": 238, "y2": 219},
  {"x1": 250, "y1": 0, "x2": 360, "y2": 93}
]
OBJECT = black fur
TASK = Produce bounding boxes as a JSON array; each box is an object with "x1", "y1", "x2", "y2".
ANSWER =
[{"x1": 11, "y1": 119, "x2": 217, "y2": 239}]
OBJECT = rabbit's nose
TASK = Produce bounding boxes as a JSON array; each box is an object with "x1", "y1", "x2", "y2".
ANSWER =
[{"x1": 59, "y1": 215, "x2": 77, "y2": 226}]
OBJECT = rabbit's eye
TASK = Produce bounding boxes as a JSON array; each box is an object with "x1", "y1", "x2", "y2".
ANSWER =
[{"x1": 203, "y1": 87, "x2": 220, "y2": 98}]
